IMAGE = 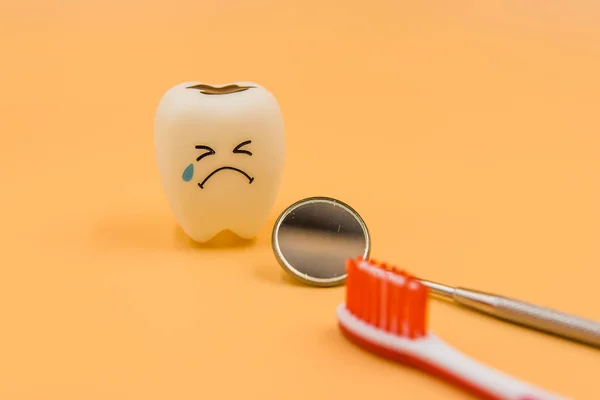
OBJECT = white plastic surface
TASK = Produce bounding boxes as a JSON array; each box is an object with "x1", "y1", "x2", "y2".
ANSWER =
[
  {"x1": 337, "y1": 305, "x2": 569, "y2": 400},
  {"x1": 154, "y1": 81, "x2": 285, "y2": 243}
]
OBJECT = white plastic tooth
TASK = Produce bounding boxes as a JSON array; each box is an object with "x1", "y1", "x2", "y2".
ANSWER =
[{"x1": 154, "y1": 81, "x2": 285, "y2": 243}]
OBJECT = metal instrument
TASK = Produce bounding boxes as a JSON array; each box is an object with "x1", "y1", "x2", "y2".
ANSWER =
[{"x1": 420, "y1": 279, "x2": 600, "y2": 348}]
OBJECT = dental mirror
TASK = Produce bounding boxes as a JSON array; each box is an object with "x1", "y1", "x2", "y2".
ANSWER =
[{"x1": 271, "y1": 196, "x2": 371, "y2": 287}]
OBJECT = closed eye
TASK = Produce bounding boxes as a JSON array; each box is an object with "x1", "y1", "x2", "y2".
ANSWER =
[
  {"x1": 233, "y1": 140, "x2": 252, "y2": 156},
  {"x1": 195, "y1": 145, "x2": 215, "y2": 161}
]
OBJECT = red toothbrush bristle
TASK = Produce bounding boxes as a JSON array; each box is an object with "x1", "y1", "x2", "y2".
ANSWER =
[
  {"x1": 415, "y1": 279, "x2": 428, "y2": 336},
  {"x1": 345, "y1": 259, "x2": 354, "y2": 313},
  {"x1": 345, "y1": 257, "x2": 428, "y2": 339},
  {"x1": 368, "y1": 271, "x2": 380, "y2": 326},
  {"x1": 378, "y1": 276, "x2": 388, "y2": 330},
  {"x1": 388, "y1": 277, "x2": 401, "y2": 334},
  {"x1": 365, "y1": 271, "x2": 374, "y2": 324},
  {"x1": 356, "y1": 260, "x2": 367, "y2": 320},
  {"x1": 406, "y1": 278, "x2": 424, "y2": 338},
  {"x1": 397, "y1": 272, "x2": 409, "y2": 335}
]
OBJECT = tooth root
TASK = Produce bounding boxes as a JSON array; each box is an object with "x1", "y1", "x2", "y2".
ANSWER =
[{"x1": 154, "y1": 81, "x2": 285, "y2": 244}]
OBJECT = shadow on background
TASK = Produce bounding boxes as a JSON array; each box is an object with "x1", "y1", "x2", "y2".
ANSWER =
[
  {"x1": 172, "y1": 225, "x2": 256, "y2": 249},
  {"x1": 92, "y1": 211, "x2": 256, "y2": 251},
  {"x1": 252, "y1": 262, "x2": 321, "y2": 288}
]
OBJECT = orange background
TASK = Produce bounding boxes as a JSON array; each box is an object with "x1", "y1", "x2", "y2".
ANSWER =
[{"x1": 1, "y1": 0, "x2": 599, "y2": 398}]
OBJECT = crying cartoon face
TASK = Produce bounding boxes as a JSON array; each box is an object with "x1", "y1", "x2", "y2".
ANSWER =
[{"x1": 181, "y1": 140, "x2": 255, "y2": 189}]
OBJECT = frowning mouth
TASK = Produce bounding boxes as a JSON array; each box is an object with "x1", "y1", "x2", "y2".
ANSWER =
[{"x1": 198, "y1": 166, "x2": 254, "y2": 189}]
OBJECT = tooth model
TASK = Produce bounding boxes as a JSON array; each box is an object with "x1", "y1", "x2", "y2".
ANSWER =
[{"x1": 154, "y1": 81, "x2": 285, "y2": 243}]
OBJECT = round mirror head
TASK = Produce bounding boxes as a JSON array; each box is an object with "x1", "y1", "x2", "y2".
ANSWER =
[{"x1": 272, "y1": 196, "x2": 371, "y2": 287}]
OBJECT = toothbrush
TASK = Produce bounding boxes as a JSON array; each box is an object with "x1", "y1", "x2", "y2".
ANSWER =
[{"x1": 336, "y1": 257, "x2": 569, "y2": 400}]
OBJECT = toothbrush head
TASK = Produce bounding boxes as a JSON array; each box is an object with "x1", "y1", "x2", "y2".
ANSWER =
[{"x1": 344, "y1": 257, "x2": 429, "y2": 339}]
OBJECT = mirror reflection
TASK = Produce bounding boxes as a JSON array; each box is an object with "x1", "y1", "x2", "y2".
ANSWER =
[{"x1": 272, "y1": 197, "x2": 370, "y2": 286}]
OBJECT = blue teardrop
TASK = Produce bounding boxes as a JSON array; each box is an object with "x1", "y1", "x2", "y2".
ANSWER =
[{"x1": 182, "y1": 163, "x2": 194, "y2": 182}]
